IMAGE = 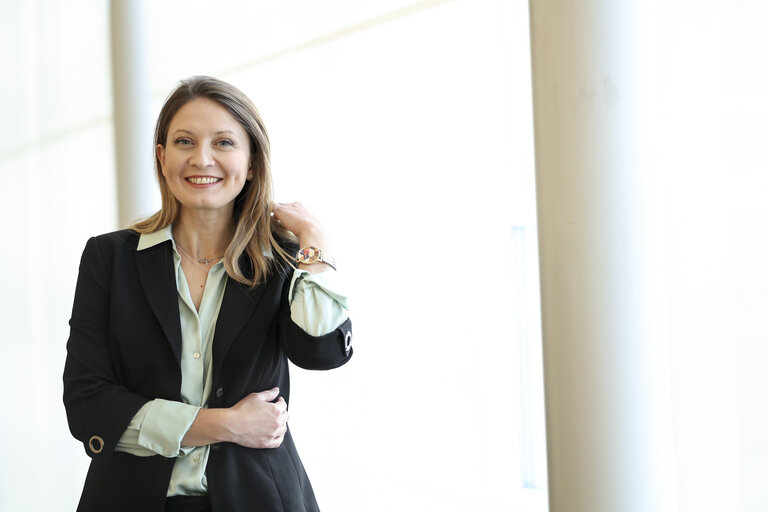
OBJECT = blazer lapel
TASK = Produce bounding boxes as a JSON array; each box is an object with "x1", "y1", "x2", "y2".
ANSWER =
[
  {"x1": 212, "y1": 276, "x2": 268, "y2": 377},
  {"x1": 135, "y1": 241, "x2": 183, "y2": 363}
]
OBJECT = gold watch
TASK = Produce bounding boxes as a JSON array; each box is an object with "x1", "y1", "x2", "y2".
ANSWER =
[{"x1": 296, "y1": 246, "x2": 336, "y2": 270}]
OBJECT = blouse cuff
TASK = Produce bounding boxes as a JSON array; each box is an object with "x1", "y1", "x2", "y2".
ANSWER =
[
  {"x1": 289, "y1": 269, "x2": 349, "y2": 337},
  {"x1": 136, "y1": 399, "x2": 201, "y2": 458},
  {"x1": 115, "y1": 402, "x2": 156, "y2": 457}
]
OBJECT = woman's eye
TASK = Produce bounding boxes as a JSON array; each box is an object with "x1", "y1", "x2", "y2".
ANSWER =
[
  {"x1": 217, "y1": 139, "x2": 234, "y2": 147},
  {"x1": 175, "y1": 138, "x2": 192, "y2": 145}
]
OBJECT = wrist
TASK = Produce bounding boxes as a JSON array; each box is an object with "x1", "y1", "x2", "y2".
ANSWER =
[
  {"x1": 293, "y1": 222, "x2": 325, "y2": 244},
  {"x1": 217, "y1": 408, "x2": 238, "y2": 444},
  {"x1": 201, "y1": 408, "x2": 235, "y2": 444},
  {"x1": 183, "y1": 407, "x2": 233, "y2": 447}
]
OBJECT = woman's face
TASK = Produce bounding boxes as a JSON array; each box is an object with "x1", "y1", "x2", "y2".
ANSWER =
[{"x1": 157, "y1": 97, "x2": 251, "y2": 216}]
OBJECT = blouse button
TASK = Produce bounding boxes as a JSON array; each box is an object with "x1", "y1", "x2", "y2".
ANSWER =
[{"x1": 193, "y1": 351, "x2": 201, "y2": 359}]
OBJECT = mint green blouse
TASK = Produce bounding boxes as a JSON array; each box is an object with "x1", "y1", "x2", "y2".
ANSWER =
[{"x1": 114, "y1": 226, "x2": 349, "y2": 496}]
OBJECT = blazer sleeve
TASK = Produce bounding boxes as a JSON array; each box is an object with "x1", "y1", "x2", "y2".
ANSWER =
[
  {"x1": 278, "y1": 264, "x2": 353, "y2": 371},
  {"x1": 63, "y1": 236, "x2": 150, "y2": 459}
]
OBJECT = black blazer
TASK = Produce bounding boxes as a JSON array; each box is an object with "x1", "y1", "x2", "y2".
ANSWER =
[{"x1": 63, "y1": 230, "x2": 352, "y2": 512}]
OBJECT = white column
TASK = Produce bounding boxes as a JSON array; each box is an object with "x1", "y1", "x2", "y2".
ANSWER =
[
  {"x1": 529, "y1": 2, "x2": 676, "y2": 511},
  {"x1": 110, "y1": 0, "x2": 157, "y2": 227}
]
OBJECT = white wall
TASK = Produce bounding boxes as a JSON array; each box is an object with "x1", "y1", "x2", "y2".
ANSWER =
[
  {"x1": 652, "y1": 2, "x2": 767, "y2": 510},
  {"x1": 0, "y1": 1, "x2": 117, "y2": 510}
]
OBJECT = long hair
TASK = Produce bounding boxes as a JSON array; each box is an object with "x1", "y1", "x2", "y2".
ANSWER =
[{"x1": 131, "y1": 75, "x2": 295, "y2": 286}]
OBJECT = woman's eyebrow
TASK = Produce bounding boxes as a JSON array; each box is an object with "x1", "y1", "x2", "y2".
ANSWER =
[{"x1": 170, "y1": 129, "x2": 239, "y2": 136}]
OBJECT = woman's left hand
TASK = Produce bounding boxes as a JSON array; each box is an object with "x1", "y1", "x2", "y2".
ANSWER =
[
  {"x1": 272, "y1": 201, "x2": 334, "y2": 273},
  {"x1": 272, "y1": 202, "x2": 329, "y2": 248}
]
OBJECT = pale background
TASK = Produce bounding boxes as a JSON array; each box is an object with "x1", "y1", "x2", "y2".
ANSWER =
[{"x1": 1, "y1": 1, "x2": 768, "y2": 511}]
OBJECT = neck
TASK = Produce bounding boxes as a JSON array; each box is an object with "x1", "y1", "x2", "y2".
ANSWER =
[{"x1": 173, "y1": 207, "x2": 236, "y2": 258}]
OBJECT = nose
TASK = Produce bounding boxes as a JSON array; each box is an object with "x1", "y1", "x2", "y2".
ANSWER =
[{"x1": 190, "y1": 145, "x2": 214, "y2": 168}]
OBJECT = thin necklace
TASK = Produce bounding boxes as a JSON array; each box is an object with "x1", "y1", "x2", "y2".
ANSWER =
[
  {"x1": 175, "y1": 244, "x2": 223, "y2": 289},
  {"x1": 178, "y1": 250, "x2": 212, "y2": 274},
  {"x1": 175, "y1": 241, "x2": 224, "y2": 267}
]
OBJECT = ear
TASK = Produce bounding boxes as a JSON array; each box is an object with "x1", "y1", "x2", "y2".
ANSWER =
[
  {"x1": 156, "y1": 144, "x2": 167, "y2": 175},
  {"x1": 247, "y1": 169, "x2": 253, "y2": 181}
]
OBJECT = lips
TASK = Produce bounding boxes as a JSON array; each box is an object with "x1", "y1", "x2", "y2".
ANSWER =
[{"x1": 186, "y1": 176, "x2": 222, "y2": 185}]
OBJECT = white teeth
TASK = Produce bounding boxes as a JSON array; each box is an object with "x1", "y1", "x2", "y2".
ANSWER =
[{"x1": 187, "y1": 176, "x2": 222, "y2": 185}]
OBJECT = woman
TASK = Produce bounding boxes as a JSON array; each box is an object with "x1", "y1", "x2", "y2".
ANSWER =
[{"x1": 63, "y1": 76, "x2": 352, "y2": 512}]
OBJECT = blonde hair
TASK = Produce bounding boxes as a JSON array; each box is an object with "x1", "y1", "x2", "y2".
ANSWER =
[{"x1": 131, "y1": 76, "x2": 295, "y2": 286}]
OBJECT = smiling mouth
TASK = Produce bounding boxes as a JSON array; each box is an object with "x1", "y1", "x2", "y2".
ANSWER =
[{"x1": 186, "y1": 177, "x2": 222, "y2": 185}]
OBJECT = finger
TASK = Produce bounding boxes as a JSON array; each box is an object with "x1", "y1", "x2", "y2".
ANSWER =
[
  {"x1": 275, "y1": 201, "x2": 301, "y2": 210},
  {"x1": 274, "y1": 397, "x2": 287, "y2": 414},
  {"x1": 275, "y1": 424, "x2": 287, "y2": 439},
  {"x1": 253, "y1": 387, "x2": 279, "y2": 401}
]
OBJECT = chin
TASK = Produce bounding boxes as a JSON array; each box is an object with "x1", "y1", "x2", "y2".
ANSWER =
[{"x1": 179, "y1": 199, "x2": 237, "y2": 214}]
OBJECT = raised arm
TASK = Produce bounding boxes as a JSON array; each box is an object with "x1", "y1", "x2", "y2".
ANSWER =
[{"x1": 272, "y1": 201, "x2": 353, "y2": 369}]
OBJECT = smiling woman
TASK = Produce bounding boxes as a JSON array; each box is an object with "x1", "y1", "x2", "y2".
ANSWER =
[
  {"x1": 62, "y1": 76, "x2": 353, "y2": 512},
  {"x1": 158, "y1": 98, "x2": 251, "y2": 216}
]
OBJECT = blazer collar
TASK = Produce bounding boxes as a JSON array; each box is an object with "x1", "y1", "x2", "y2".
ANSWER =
[{"x1": 135, "y1": 236, "x2": 184, "y2": 363}]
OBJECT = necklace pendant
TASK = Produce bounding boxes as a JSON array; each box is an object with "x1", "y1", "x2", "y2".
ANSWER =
[{"x1": 201, "y1": 258, "x2": 211, "y2": 266}]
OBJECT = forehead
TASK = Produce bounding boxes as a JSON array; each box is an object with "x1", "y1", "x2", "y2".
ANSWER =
[{"x1": 169, "y1": 97, "x2": 247, "y2": 136}]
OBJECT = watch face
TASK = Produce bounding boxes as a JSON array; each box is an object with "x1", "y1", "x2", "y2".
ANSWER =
[{"x1": 298, "y1": 246, "x2": 320, "y2": 264}]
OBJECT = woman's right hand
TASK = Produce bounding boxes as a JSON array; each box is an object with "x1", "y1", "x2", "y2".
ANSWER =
[{"x1": 224, "y1": 387, "x2": 289, "y2": 449}]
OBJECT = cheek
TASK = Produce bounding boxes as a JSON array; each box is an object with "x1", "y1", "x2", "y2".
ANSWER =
[
  {"x1": 159, "y1": 155, "x2": 174, "y2": 178},
  {"x1": 162, "y1": 154, "x2": 186, "y2": 180},
  {"x1": 237, "y1": 155, "x2": 252, "y2": 182}
]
